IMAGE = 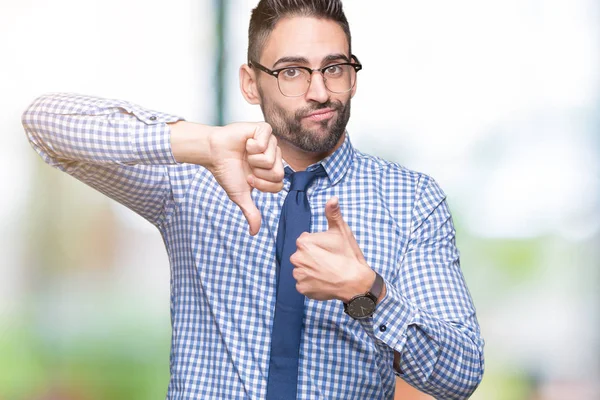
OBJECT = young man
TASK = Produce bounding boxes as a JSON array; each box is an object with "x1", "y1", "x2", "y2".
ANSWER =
[{"x1": 22, "y1": 0, "x2": 484, "y2": 399}]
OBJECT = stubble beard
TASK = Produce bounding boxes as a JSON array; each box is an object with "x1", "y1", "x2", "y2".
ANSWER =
[{"x1": 259, "y1": 93, "x2": 351, "y2": 154}]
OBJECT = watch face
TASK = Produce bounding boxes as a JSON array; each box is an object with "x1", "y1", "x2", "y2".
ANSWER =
[{"x1": 347, "y1": 296, "x2": 376, "y2": 319}]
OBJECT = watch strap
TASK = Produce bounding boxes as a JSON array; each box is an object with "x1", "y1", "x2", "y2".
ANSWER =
[{"x1": 369, "y1": 271, "x2": 384, "y2": 302}]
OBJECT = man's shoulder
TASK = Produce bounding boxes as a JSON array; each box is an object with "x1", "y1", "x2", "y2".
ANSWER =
[
  {"x1": 349, "y1": 148, "x2": 448, "y2": 219},
  {"x1": 351, "y1": 148, "x2": 432, "y2": 189}
]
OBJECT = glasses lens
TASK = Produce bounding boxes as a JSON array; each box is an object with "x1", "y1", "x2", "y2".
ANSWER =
[
  {"x1": 277, "y1": 67, "x2": 311, "y2": 97},
  {"x1": 277, "y1": 65, "x2": 358, "y2": 97},
  {"x1": 323, "y1": 64, "x2": 356, "y2": 93}
]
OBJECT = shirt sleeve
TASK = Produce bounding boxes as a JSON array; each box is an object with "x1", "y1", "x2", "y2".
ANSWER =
[
  {"x1": 358, "y1": 175, "x2": 485, "y2": 399},
  {"x1": 21, "y1": 92, "x2": 200, "y2": 227}
]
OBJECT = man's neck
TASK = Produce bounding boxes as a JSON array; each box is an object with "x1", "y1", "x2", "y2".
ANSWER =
[{"x1": 280, "y1": 133, "x2": 345, "y2": 172}]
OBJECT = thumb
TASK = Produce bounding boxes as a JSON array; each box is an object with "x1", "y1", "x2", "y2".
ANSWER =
[
  {"x1": 325, "y1": 196, "x2": 365, "y2": 261},
  {"x1": 325, "y1": 196, "x2": 345, "y2": 231},
  {"x1": 232, "y1": 191, "x2": 262, "y2": 236}
]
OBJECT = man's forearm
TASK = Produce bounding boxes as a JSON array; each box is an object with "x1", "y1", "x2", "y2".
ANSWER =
[
  {"x1": 367, "y1": 281, "x2": 484, "y2": 399},
  {"x1": 169, "y1": 120, "x2": 214, "y2": 167}
]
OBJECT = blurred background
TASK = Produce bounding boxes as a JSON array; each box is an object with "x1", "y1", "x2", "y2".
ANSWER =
[{"x1": 1, "y1": 0, "x2": 598, "y2": 399}]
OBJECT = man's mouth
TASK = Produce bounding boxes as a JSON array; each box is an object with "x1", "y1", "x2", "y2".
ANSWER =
[{"x1": 303, "y1": 108, "x2": 335, "y2": 122}]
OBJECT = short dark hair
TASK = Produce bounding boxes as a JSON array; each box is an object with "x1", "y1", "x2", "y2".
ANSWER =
[{"x1": 248, "y1": 0, "x2": 352, "y2": 64}]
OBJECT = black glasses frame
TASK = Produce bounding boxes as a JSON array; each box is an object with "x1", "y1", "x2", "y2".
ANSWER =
[{"x1": 249, "y1": 55, "x2": 363, "y2": 97}]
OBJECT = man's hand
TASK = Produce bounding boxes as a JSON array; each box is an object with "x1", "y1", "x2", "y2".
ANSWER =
[
  {"x1": 208, "y1": 122, "x2": 284, "y2": 235},
  {"x1": 290, "y1": 197, "x2": 379, "y2": 302},
  {"x1": 170, "y1": 121, "x2": 284, "y2": 235}
]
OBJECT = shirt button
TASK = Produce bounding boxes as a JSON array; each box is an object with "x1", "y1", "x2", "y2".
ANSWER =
[
  {"x1": 149, "y1": 115, "x2": 157, "y2": 121},
  {"x1": 379, "y1": 325, "x2": 387, "y2": 332}
]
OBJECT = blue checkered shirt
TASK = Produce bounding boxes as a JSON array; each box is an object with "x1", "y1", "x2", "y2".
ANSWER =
[{"x1": 22, "y1": 93, "x2": 484, "y2": 399}]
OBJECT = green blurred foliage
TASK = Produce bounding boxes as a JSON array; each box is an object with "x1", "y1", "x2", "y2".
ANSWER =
[{"x1": 0, "y1": 320, "x2": 170, "y2": 400}]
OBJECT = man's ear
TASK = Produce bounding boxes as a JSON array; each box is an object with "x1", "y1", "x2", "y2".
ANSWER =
[
  {"x1": 350, "y1": 77, "x2": 358, "y2": 99},
  {"x1": 240, "y1": 64, "x2": 261, "y2": 105},
  {"x1": 350, "y1": 54, "x2": 359, "y2": 99}
]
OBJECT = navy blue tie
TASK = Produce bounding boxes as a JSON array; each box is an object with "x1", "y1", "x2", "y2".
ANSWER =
[{"x1": 266, "y1": 165, "x2": 327, "y2": 400}]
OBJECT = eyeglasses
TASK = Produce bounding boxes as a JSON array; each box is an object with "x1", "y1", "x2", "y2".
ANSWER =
[{"x1": 249, "y1": 55, "x2": 362, "y2": 97}]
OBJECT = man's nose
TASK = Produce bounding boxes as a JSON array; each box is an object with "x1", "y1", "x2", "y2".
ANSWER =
[{"x1": 304, "y1": 72, "x2": 330, "y2": 103}]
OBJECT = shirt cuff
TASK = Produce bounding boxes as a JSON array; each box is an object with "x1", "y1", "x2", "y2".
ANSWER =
[
  {"x1": 358, "y1": 276, "x2": 417, "y2": 354},
  {"x1": 123, "y1": 102, "x2": 183, "y2": 165}
]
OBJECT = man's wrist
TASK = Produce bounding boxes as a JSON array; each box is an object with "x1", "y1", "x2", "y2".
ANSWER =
[
  {"x1": 340, "y1": 267, "x2": 387, "y2": 304},
  {"x1": 340, "y1": 266, "x2": 376, "y2": 303},
  {"x1": 169, "y1": 120, "x2": 215, "y2": 167}
]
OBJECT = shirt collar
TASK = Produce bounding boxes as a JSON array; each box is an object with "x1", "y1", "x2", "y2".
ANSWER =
[{"x1": 282, "y1": 132, "x2": 354, "y2": 187}]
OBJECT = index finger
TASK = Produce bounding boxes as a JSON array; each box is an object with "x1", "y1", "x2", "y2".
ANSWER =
[{"x1": 297, "y1": 230, "x2": 341, "y2": 252}]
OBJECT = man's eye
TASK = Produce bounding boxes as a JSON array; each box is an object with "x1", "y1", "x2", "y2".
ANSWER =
[
  {"x1": 324, "y1": 65, "x2": 343, "y2": 76},
  {"x1": 282, "y1": 68, "x2": 301, "y2": 78}
]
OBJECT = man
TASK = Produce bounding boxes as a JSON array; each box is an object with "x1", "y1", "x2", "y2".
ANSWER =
[{"x1": 21, "y1": 0, "x2": 484, "y2": 399}]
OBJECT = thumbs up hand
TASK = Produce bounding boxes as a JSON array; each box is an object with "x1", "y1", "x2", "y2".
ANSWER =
[{"x1": 290, "y1": 197, "x2": 380, "y2": 302}]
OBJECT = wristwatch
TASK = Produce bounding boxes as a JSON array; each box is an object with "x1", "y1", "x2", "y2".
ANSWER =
[{"x1": 343, "y1": 271, "x2": 384, "y2": 320}]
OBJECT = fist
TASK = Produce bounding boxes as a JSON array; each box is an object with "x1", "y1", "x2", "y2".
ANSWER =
[{"x1": 208, "y1": 122, "x2": 284, "y2": 235}]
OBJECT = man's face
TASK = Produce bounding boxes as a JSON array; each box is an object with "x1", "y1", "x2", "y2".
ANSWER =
[{"x1": 256, "y1": 17, "x2": 355, "y2": 154}]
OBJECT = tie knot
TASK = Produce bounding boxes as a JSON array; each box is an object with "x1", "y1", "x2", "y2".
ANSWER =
[{"x1": 287, "y1": 165, "x2": 326, "y2": 192}]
